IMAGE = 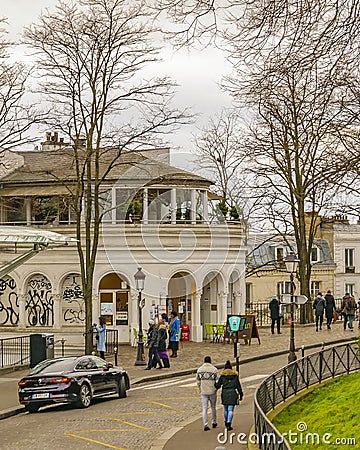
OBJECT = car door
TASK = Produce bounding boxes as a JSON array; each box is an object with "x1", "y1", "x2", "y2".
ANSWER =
[
  {"x1": 75, "y1": 357, "x2": 106, "y2": 394},
  {"x1": 93, "y1": 357, "x2": 117, "y2": 392}
]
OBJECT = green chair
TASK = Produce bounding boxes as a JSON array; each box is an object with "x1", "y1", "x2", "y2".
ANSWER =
[
  {"x1": 215, "y1": 324, "x2": 226, "y2": 343},
  {"x1": 132, "y1": 328, "x2": 148, "y2": 347},
  {"x1": 205, "y1": 323, "x2": 215, "y2": 342}
]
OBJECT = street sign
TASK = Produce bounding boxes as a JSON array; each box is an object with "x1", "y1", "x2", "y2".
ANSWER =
[
  {"x1": 228, "y1": 315, "x2": 246, "y2": 332},
  {"x1": 282, "y1": 294, "x2": 308, "y2": 305}
]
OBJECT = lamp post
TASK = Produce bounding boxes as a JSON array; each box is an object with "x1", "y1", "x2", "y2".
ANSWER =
[
  {"x1": 284, "y1": 252, "x2": 299, "y2": 363},
  {"x1": 134, "y1": 267, "x2": 146, "y2": 366}
]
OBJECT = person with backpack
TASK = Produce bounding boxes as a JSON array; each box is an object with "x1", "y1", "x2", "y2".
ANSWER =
[
  {"x1": 342, "y1": 293, "x2": 356, "y2": 331},
  {"x1": 313, "y1": 292, "x2": 326, "y2": 332}
]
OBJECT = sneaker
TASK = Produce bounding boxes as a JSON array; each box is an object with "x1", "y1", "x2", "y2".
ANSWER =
[
  {"x1": 204, "y1": 426, "x2": 210, "y2": 431},
  {"x1": 212, "y1": 423, "x2": 217, "y2": 429},
  {"x1": 144, "y1": 367, "x2": 151, "y2": 370}
]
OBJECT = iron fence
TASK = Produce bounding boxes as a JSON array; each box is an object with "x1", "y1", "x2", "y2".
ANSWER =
[
  {"x1": 246, "y1": 298, "x2": 345, "y2": 328},
  {"x1": 254, "y1": 342, "x2": 360, "y2": 449},
  {"x1": 0, "y1": 335, "x2": 30, "y2": 368},
  {"x1": 1, "y1": 329, "x2": 119, "y2": 370}
]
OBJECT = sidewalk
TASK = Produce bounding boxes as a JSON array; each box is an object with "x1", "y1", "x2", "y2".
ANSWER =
[{"x1": 0, "y1": 322, "x2": 357, "y2": 447}]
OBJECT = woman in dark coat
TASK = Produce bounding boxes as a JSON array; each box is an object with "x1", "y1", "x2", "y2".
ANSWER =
[
  {"x1": 324, "y1": 290, "x2": 336, "y2": 330},
  {"x1": 215, "y1": 360, "x2": 243, "y2": 431},
  {"x1": 155, "y1": 323, "x2": 170, "y2": 368}
]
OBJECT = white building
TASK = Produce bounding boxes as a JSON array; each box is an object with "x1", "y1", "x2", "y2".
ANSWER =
[
  {"x1": 0, "y1": 139, "x2": 247, "y2": 343},
  {"x1": 331, "y1": 219, "x2": 360, "y2": 299}
]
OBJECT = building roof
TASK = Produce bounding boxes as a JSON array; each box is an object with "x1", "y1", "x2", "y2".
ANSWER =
[
  {"x1": 247, "y1": 234, "x2": 335, "y2": 268},
  {"x1": 0, "y1": 148, "x2": 212, "y2": 191}
]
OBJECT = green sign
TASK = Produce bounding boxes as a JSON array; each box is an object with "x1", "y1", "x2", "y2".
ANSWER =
[{"x1": 228, "y1": 315, "x2": 245, "y2": 332}]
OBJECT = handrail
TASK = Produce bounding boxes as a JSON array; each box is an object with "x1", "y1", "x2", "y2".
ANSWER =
[{"x1": 254, "y1": 342, "x2": 360, "y2": 449}]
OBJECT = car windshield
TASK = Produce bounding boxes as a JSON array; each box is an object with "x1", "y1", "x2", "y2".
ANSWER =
[{"x1": 29, "y1": 358, "x2": 76, "y2": 375}]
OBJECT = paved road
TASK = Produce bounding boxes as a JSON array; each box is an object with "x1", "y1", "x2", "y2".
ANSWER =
[
  {"x1": 0, "y1": 356, "x2": 287, "y2": 450},
  {"x1": 0, "y1": 322, "x2": 356, "y2": 449}
]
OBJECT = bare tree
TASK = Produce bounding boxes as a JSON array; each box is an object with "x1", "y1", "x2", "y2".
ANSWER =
[
  {"x1": 0, "y1": 19, "x2": 44, "y2": 149},
  {"x1": 24, "y1": 0, "x2": 191, "y2": 353},
  {"x1": 158, "y1": 0, "x2": 360, "y2": 319},
  {"x1": 193, "y1": 109, "x2": 262, "y2": 221}
]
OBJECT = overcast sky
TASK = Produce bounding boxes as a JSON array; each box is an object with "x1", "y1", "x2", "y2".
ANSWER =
[{"x1": 2, "y1": 0, "x2": 233, "y2": 163}]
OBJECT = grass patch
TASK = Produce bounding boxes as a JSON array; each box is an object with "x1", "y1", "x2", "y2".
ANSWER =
[{"x1": 272, "y1": 371, "x2": 360, "y2": 449}]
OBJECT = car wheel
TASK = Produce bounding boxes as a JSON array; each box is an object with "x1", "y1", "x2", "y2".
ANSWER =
[
  {"x1": 76, "y1": 383, "x2": 92, "y2": 408},
  {"x1": 118, "y1": 377, "x2": 127, "y2": 398},
  {"x1": 25, "y1": 403, "x2": 40, "y2": 413}
]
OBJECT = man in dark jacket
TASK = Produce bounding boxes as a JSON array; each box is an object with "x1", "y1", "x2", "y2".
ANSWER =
[
  {"x1": 324, "y1": 290, "x2": 336, "y2": 330},
  {"x1": 269, "y1": 295, "x2": 281, "y2": 334},
  {"x1": 215, "y1": 360, "x2": 243, "y2": 431}
]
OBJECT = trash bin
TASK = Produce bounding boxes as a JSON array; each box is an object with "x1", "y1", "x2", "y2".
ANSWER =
[
  {"x1": 30, "y1": 333, "x2": 55, "y2": 368},
  {"x1": 181, "y1": 323, "x2": 190, "y2": 341}
]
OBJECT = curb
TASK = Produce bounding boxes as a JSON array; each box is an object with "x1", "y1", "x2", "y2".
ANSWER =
[{"x1": 0, "y1": 336, "x2": 354, "y2": 421}]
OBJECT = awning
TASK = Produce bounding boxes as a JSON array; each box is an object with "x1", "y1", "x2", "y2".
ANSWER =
[
  {"x1": 0, "y1": 185, "x2": 72, "y2": 197},
  {"x1": 0, "y1": 226, "x2": 77, "y2": 244}
]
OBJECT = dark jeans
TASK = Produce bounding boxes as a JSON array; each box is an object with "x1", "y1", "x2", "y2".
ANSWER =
[
  {"x1": 343, "y1": 313, "x2": 348, "y2": 330},
  {"x1": 271, "y1": 318, "x2": 281, "y2": 334},
  {"x1": 316, "y1": 315, "x2": 323, "y2": 330},
  {"x1": 148, "y1": 346, "x2": 161, "y2": 368}
]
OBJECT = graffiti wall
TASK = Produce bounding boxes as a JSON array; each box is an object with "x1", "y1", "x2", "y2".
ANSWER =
[
  {"x1": 62, "y1": 274, "x2": 85, "y2": 325},
  {"x1": 26, "y1": 275, "x2": 54, "y2": 326},
  {"x1": 0, "y1": 277, "x2": 19, "y2": 326}
]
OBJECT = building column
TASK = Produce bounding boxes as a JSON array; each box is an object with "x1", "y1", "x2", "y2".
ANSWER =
[
  {"x1": 233, "y1": 291, "x2": 242, "y2": 315},
  {"x1": 25, "y1": 198, "x2": 32, "y2": 225},
  {"x1": 171, "y1": 188, "x2": 177, "y2": 224},
  {"x1": 51, "y1": 293, "x2": 61, "y2": 329},
  {"x1": 142, "y1": 188, "x2": 148, "y2": 224},
  {"x1": 18, "y1": 294, "x2": 26, "y2": 328},
  {"x1": 111, "y1": 187, "x2": 116, "y2": 224},
  {"x1": 129, "y1": 288, "x2": 139, "y2": 334},
  {"x1": 191, "y1": 291, "x2": 203, "y2": 342},
  {"x1": 201, "y1": 191, "x2": 209, "y2": 223},
  {"x1": 190, "y1": 189, "x2": 196, "y2": 224},
  {"x1": 92, "y1": 292, "x2": 99, "y2": 323},
  {"x1": 218, "y1": 291, "x2": 228, "y2": 324}
]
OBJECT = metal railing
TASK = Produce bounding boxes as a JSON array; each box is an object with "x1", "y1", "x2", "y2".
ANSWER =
[
  {"x1": 0, "y1": 335, "x2": 30, "y2": 368},
  {"x1": 254, "y1": 342, "x2": 360, "y2": 449},
  {"x1": 246, "y1": 298, "x2": 345, "y2": 327},
  {"x1": 1, "y1": 329, "x2": 119, "y2": 369}
]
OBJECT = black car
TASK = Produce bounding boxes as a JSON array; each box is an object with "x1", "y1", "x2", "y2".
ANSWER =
[{"x1": 18, "y1": 355, "x2": 130, "y2": 413}]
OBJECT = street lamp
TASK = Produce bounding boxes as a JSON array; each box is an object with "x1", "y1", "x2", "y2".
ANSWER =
[
  {"x1": 134, "y1": 267, "x2": 146, "y2": 366},
  {"x1": 284, "y1": 252, "x2": 299, "y2": 363}
]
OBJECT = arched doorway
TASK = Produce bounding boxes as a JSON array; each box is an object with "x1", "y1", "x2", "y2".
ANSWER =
[
  {"x1": 99, "y1": 273, "x2": 130, "y2": 343},
  {"x1": 167, "y1": 272, "x2": 195, "y2": 327}
]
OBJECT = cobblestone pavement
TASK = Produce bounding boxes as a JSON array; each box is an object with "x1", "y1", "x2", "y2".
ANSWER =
[{"x1": 0, "y1": 322, "x2": 357, "y2": 450}]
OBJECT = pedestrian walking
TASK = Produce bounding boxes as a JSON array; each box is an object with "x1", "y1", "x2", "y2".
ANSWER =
[
  {"x1": 342, "y1": 293, "x2": 356, "y2": 331},
  {"x1": 168, "y1": 311, "x2": 181, "y2": 358},
  {"x1": 145, "y1": 320, "x2": 161, "y2": 370},
  {"x1": 93, "y1": 316, "x2": 106, "y2": 359},
  {"x1": 156, "y1": 322, "x2": 169, "y2": 368},
  {"x1": 324, "y1": 290, "x2": 336, "y2": 330},
  {"x1": 196, "y1": 356, "x2": 220, "y2": 431},
  {"x1": 313, "y1": 292, "x2": 326, "y2": 331},
  {"x1": 269, "y1": 295, "x2": 282, "y2": 334},
  {"x1": 215, "y1": 360, "x2": 243, "y2": 431}
]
